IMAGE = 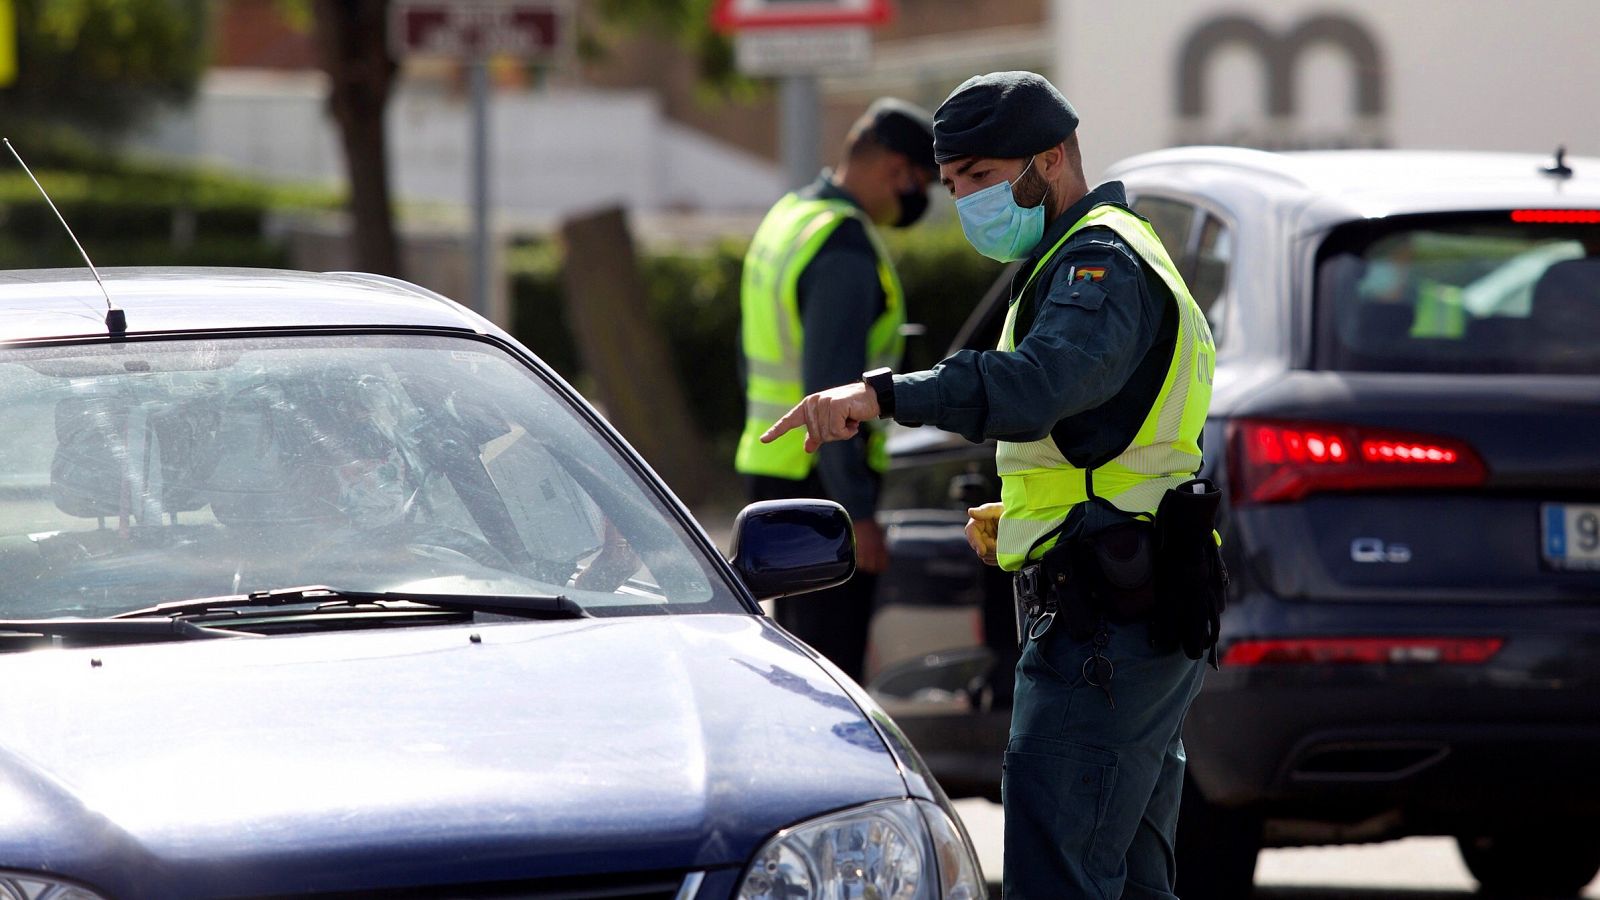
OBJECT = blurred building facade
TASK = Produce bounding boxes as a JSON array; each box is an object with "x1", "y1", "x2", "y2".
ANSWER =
[
  {"x1": 128, "y1": 1, "x2": 1600, "y2": 220},
  {"x1": 1051, "y1": 0, "x2": 1600, "y2": 178},
  {"x1": 134, "y1": 0, "x2": 1048, "y2": 224},
  {"x1": 138, "y1": 1, "x2": 786, "y2": 224}
]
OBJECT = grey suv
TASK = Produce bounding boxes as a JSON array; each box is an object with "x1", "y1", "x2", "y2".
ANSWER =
[{"x1": 866, "y1": 148, "x2": 1600, "y2": 898}]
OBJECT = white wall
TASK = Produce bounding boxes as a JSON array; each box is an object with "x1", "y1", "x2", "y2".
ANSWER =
[
  {"x1": 1051, "y1": 0, "x2": 1600, "y2": 179},
  {"x1": 134, "y1": 70, "x2": 786, "y2": 220}
]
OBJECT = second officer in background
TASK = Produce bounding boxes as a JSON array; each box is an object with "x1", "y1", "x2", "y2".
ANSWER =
[{"x1": 734, "y1": 98, "x2": 938, "y2": 682}]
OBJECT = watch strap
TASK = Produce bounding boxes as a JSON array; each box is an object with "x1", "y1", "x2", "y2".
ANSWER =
[{"x1": 862, "y1": 367, "x2": 895, "y2": 420}]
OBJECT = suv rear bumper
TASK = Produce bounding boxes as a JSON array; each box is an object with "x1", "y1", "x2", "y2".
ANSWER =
[{"x1": 1188, "y1": 627, "x2": 1600, "y2": 833}]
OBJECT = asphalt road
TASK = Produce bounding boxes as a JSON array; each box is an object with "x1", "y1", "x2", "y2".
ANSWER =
[{"x1": 950, "y1": 799, "x2": 1600, "y2": 899}]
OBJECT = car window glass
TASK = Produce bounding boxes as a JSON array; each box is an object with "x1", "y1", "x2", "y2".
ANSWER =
[
  {"x1": 1316, "y1": 214, "x2": 1600, "y2": 374},
  {"x1": 0, "y1": 335, "x2": 739, "y2": 619},
  {"x1": 1132, "y1": 196, "x2": 1196, "y2": 269},
  {"x1": 1191, "y1": 214, "x2": 1233, "y2": 345}
]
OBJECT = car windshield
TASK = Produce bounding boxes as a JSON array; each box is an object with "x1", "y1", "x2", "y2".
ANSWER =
[
  {"x1": 0, "y1": 334, "x2": 740, "y2": 619},
  {"x1": 1315, "y1": 212, "x2": 1600, "y2": 374}
]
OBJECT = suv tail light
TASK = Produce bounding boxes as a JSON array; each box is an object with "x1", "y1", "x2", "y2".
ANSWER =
[
  {"x1": 1223, "y1": 637, "x2": 1504, "y2": 666},
  {"x1": 1229, "y1": 419, "x2": 1487, "y2": 504}
]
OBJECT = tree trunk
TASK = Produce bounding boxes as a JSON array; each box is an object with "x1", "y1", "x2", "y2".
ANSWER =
[
  {"x1": 311, "y1": 0, "x2": 401, "y2": 277},
  {"x1": 560, "y1": 207, "x2": 715, "y2": 504}
]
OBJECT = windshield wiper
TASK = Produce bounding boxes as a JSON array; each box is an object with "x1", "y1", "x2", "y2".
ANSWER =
[
  {"x1": 0, "y1": 617, "x2": 251, "y2": 642},
  {"x1": 113, "y1": 585, "x2": 588, "y2": 623}
]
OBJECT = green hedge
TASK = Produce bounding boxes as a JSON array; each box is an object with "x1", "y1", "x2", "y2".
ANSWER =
[
  {"x1": 508, "y1": 219, "x2": 1003, "y2": 463},
  {"x1": 0, "y1": 131, "x2": 337, "y2": 271}
]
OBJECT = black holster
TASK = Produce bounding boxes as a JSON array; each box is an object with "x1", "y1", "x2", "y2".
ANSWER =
[
  {"x1": 1149, "y1": 478, "x2": 1230, "y2": 665},
  {"x1": 1024, "y1": 482, "x2": 1229, "y2": 661},
  {"x1": 1037, "y1": 500, "x2": 1158, "y2": 642}
]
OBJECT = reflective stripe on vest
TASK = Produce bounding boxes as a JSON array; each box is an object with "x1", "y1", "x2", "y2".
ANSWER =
[
  {"x1": 994, "y1": 204, "x2": 1216, "y2": 570},
  {"x1": 734, "y1": 193, "x2": 906, "y2": 479}
]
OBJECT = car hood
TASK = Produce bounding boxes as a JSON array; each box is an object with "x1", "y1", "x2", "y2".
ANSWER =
[{"x1": 0, "y1": 614, "x2": 904, "y2": 898}]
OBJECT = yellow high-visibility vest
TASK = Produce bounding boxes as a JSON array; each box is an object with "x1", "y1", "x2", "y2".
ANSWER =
[
  {"x1": 734, "y1": 192, "x2": 905, "y2": 479},
  {"x1": 994, "y1": 204, "x2": 1216, "y2": 570},
  {"x1": 0, "y1": 0, "x2": 16, "y2": 88},
  {"x1": 1411, "y1": 279, "x2": 1467, "y2": 339}
]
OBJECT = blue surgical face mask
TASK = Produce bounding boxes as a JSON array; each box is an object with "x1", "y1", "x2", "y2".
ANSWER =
[{"x1": 954, "y1": 156, "x2": 1046, "y2": 262}]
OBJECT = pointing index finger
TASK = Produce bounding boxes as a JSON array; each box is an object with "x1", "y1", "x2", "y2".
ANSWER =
[{"x1": 760, "y1": 403, "x2": 806, "y2": 444}]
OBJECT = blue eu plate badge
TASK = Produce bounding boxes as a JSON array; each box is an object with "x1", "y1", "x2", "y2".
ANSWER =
[{"x1": 1542, "y1": 503, "x2": 1600, "y2": 571}]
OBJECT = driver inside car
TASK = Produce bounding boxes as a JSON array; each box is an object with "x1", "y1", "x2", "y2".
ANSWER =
[
  {"x1": 207, "y1": 365, "x2": 643, "y2": 594},
  {"x1": 207, "y1": 369, "x2": 456, "y2": 580}
]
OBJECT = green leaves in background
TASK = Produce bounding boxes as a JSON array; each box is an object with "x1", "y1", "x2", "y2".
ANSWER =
[
  {"x1": 0, "y1": 129, "x2": 337, "y2": 270},
  {"x1": 590, "y1": 0, "x2": 749, "y2": 96},
  {"x1": 0, "y1": 0, "x2": 207, "y2": 136}
]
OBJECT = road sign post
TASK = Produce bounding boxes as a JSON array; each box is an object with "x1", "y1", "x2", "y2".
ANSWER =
[
  {"x1": 389, "y1": 0, "x2": 569, "y2": 318},
  {"x1": 777, "y1": 76, "x2": 820, "y2": 191}
]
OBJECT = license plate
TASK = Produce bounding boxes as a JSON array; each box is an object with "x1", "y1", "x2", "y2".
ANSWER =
[{"x1": 1542, "y1": 503, "x2": 1600, "y2": 571}]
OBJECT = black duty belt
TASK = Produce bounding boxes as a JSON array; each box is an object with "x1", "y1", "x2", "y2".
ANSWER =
[{"x1": 1012, "y1": 562, "x2": 1118, "y2": 708}]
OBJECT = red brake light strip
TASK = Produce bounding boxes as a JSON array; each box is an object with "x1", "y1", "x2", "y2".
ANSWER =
[
  {"x1": 1510, "y1": 209, "x2": 1600, "y2": 224},
  {"x1": 1222, "y1": 637, "x2": 1504, "y2": 666}
]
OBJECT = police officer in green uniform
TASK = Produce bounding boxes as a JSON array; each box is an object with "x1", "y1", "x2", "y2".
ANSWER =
[
  {"x1": 736, "y1": 98, "x2": 937, "y2": 683},
  {"x1": 762, "y1": 72, "x2": 1221, "y2": 900}
]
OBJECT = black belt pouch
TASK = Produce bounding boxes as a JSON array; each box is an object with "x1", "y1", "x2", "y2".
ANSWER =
[
  {"x1": 1151, "y1": 478, "x2": 1230, "y2": 661},
  {"x1": 1040, "y1": 499, "x2": 1157, "y2": 639}
]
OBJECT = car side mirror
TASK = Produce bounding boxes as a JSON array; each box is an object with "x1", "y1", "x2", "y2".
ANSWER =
[{"x1": 729, "y1": 500, "x2": 855, "y2": 602}]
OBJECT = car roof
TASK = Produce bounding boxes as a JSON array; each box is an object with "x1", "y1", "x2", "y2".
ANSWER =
[
  {"x1": 1106, "y1": 147, "x2": 1600, "y2": 227},
  {"x1": 0, "y1": 267, "x2": 492, "y2": 343}
]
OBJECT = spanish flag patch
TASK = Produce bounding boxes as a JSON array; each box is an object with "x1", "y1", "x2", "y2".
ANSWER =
[{"x1": 1075, "y1": 267, "x2": 1107, "y2": 282}]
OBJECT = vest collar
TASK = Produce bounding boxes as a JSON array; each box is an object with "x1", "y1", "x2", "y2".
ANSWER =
[
  {"x1": 1006, "y1": 181, "x2": 1129, "y2": 303},
  {"x1": 1029, "y1": 181, "x2": 1127, "y2": 264},
  {"x1": 804, "y1": 169, "x2": 867, "y2": 212}
]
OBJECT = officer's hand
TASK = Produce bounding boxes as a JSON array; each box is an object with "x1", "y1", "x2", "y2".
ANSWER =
[
  {"x1": 965, "y1": 502, "x2": 1003, "y2": 567},
  {"x1": 760, "y1": 382, "x2": 880, "y2": 453},
  {"x1": 854, "y1": 517, "x2": 890, "y2": 575}
]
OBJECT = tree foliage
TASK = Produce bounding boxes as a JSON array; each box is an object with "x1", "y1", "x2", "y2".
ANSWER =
[
  {"x1": 590, "y1": 0, "x2": 746, "y2": 94},
  {"x1": 0, "y1": 0, "x2": 207, "y2": 136}
]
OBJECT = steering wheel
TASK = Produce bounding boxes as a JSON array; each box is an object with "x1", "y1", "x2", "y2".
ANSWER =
[
  {"x1": 386, "y1": 523, "x2": 518, "y2": 572},
  {"x1": 310, "y1": 522, "x2": 518, "y2": 575}
]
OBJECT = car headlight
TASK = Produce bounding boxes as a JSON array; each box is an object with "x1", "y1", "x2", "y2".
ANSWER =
[
  {"x1": 0, "y1": 873, "x2": 109, "y2": 900},
  {"x1": 739, "y1": 799, "x2": 985, "y2": 900}
]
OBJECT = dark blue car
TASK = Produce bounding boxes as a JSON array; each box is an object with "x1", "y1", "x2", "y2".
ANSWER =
[{"x1": 0, "y1": 268, "x2": 986, "y2": 900}]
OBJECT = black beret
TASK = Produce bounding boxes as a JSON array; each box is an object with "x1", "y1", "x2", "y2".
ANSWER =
[
  {"x1": 933, "y1": 71, "x2": 1079, "y2": 164},
  {"x1": 863, "y1": 97, "x2": 936, "y2": 174}
]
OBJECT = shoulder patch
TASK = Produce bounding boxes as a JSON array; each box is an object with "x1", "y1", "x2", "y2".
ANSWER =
[{"x1": 1047, "y1": 276, "x2": 1107, "y2": 311}]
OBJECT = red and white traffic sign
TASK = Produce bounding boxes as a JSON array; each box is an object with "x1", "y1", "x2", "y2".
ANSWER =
[
  {"x1": 390, "y1": 0, "x2": 568, "y2": 60},
  {"x1": 735, "y1": 26, "x2": 872, "y2": 75},
  {"x1": 711, "y1": 0, "x2": 894, "y2": 33}
]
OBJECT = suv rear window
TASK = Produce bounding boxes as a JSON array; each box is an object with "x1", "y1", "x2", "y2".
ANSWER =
[{"x1": 1315, "y1": 213, "x2": 1600, "y2": 374}]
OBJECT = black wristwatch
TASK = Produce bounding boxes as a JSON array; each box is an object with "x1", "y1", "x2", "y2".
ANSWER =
[{"x1": 861, "y1": 367, "x2": 895, "y2": 420}]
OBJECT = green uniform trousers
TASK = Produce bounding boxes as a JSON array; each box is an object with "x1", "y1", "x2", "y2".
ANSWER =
[{"x1": 1003, "y1": 619, "x2": 1206, "y2": 899}]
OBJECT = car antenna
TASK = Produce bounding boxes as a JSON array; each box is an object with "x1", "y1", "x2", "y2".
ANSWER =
[
  {"x1": 3, "y1": 138, "x2": 125, "y2": 334},
  {"x1": 1541, "y1": 145, "x2": 1574, "y2": 180}
]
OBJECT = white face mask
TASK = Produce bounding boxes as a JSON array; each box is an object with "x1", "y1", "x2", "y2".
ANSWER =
[{"x1": 954, "y1": 156, "x2": 1047, "y2": 262}]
